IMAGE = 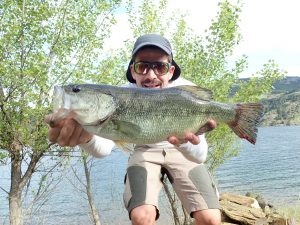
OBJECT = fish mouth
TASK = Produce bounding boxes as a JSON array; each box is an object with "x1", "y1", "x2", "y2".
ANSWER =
[
  {"x1": 52, "y1": 85, "x2": 73, "y2": 111},
  {"x1": 52, "y1": 86, "x2": 64, "y2": 111}
]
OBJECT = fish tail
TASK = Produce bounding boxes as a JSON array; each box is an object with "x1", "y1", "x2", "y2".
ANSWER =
[{"x1": 227, "y1": 103, "x2": 264, "y2": 145}]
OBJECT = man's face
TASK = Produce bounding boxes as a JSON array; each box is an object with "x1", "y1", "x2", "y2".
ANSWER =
[{"x1": 130, "y1": 48, "x2": 175, "y2": 88}]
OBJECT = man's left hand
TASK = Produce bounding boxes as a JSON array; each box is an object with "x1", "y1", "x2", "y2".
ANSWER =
[
  {"x1": 167, "y1": 119, "x2": 217, "y2": 146},
  {"x1": 168, "y1": 132, "x2": 200, "y2": 145}
]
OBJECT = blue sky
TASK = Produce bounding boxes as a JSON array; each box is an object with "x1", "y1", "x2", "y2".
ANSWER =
[{"x1": 107, "y1": 0, "x2": 300, "y2": 78}]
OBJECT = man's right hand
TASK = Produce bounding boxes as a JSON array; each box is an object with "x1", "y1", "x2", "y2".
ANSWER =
[{"x1": 45, "y1": 113, "x2": 93, "y2": 147}]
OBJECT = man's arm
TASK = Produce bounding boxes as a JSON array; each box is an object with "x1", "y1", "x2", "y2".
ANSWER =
[
  {"x1": 174, "y1": 134, "x2": 208, "y2": 163},
  {"x1": 79, "y1": 135, "x2": 114, "y2": 158}
]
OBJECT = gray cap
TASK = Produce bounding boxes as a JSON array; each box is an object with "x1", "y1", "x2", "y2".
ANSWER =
[{"x1": 126, "y1": 34, "x2": 181, "y2": 83}]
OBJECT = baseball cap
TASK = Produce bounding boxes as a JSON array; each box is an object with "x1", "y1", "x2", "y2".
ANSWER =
[{"x1": 126, "y1": 34, "x2": 181, "y2": 83}]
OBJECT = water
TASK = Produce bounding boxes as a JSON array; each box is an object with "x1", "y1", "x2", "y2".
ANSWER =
[
  {"x1": 0, "y1": 126, "x2": 299, "y2": 224},
  {"x1": 215, "y1": 126, "x2": 300, "y2": 205}
]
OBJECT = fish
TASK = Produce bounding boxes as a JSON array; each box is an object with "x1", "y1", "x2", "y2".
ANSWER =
[{"x1": 51, "y1": 84, "x2": 264, "y2": 146}]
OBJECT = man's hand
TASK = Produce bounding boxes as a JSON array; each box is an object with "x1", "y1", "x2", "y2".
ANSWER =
[
  {"x1": 167, "y1": 119, "x2": 217, "y2": 146},
  {"x1": 44, "y1": 113, "x2": 93, "y2": 147},
  {"x1": 168, "y1": 132, "x2": 200, "y2": 145}
]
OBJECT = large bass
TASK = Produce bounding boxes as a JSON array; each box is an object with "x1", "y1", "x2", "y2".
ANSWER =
[{"x1": 51, "y1": 84, "x2": 264, "y2": 145}]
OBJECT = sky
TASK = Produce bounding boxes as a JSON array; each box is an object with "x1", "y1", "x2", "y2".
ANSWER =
[{"x1": 107, "y1": 0, "x2": 300, "y2": 78}]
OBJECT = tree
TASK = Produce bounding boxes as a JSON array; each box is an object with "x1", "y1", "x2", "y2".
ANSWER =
[{"x1": 0, "y1": 0, "x2": 121, "y2": 224}]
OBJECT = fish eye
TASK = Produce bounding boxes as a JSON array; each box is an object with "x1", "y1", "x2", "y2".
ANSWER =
[{"x1": 72, "y1": 86, "x2": 81, "y2": 93}]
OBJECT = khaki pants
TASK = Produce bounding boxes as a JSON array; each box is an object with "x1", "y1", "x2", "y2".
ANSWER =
[{"x1": 123, "y1": 147, "x2": 220, "y2": 219}]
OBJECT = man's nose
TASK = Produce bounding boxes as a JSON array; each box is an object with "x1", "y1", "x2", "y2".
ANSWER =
[{"x1": 144, "y1": 68, "x2": 157, "y2": 79}]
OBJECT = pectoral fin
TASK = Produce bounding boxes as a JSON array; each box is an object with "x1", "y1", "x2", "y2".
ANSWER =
[
  {"x1": 112, "y1": 120, "x2": 141, "y2": 137},
  {"x1": 114, "y1": 141, "x2": 135, "y2": 154}
]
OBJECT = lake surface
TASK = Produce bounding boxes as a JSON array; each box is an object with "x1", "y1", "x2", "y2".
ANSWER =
[
  {"x1": 0, "y1": 126, "x2": 299, "y2": 225},
  {"x1": 215, "y1": 125, "x2": 300, "y2": 205}
]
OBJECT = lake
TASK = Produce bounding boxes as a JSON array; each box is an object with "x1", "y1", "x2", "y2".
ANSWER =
[{"x1": 0, "y1": 126, "x2": 299, "y2": 224}]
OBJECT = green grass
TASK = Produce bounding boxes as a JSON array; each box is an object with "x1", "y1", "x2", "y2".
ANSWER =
[{"x1": 277, "y1": 203, "x2": 300, "y2": 224}]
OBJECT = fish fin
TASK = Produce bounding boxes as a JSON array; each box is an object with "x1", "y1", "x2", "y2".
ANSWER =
[
  {"x1": 112, "y1": 120, "x2": 141, "y2": 137},
  {"x1": 174, "y1": 85, "x2": 213, "y2": 101},
  {"x1": 228, "y1": 103, "x2": 264, "y2": 145},
  {"x1": 114, "y1": 141, "x2": 134, "y2": 154}
]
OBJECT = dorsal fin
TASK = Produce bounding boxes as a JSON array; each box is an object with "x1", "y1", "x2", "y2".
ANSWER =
[{"x1": 174, "y1": 85, "x2": 213, "y2": 101}]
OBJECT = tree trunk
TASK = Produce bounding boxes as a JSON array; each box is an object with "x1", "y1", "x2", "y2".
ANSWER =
[
  {"x1": 162, "y1": 179, "x2": 180, "y2": 225},
  {"x1": 9, "y1": 192, "x2": 22, "y2": 225},
  {"x1": 8, "y1": 138, "x2": 44, "y2": 225},
  {"x1": 182, "y1": 206, "x2": 192, "y2": 225},
  {"x1": 83, "y1": 157, "x2": 101, "y2": 225},
  {"x1": 9, "y1": 145, "x2": 23, "y2": 225}
]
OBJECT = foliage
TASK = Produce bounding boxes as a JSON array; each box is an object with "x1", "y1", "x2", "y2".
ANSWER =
[
  {"x1": 87, "y1": 49, "x2": 129, "y2": 85},
  {"x1": 233, "y1": 60, "x2": 285, "y2": 102},
  {"x1": 0, "y1": 0, "x2": 121, "y2": 151},
  {"x1": 126, "y1": 0, "x2": 170, "y2": 38},
  {"x1": 0, "y1": 0, "x2": 121, "y2": 224}
]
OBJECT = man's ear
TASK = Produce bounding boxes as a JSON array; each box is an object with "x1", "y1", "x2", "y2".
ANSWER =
[
  {"x1": 168, "y1": 65, "x2": 175, "y2": 80},
  {"x1": 130, "y1": 64, "x2": 137, "y2": 81}
]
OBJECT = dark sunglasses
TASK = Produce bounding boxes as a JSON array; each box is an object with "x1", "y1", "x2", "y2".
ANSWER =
[{"x1": 133, "y1": 61, "x2": 171, "y2": 76}]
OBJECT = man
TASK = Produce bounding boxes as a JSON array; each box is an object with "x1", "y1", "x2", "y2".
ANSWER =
[{"x1": 46, "y1": 34, "x2": 221, "y2": 225}]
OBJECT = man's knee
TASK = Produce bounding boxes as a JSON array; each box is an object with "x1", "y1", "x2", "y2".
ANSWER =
[
  {"x1": 130, "y1": 205, "x2": 157, "y2": 225},
  {"x1": 193, "y1": 209, "x2": 221, "y2": 225}
]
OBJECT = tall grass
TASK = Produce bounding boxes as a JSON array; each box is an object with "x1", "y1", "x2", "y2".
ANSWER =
[{"x1": 277, "y1": 203, "x2": 300, "y2": 224}]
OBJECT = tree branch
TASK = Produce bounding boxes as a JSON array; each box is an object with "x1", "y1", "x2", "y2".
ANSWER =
[
  {"x1": 0, "y1": 186, "x2": 9, "y2": 194},
  {"x1": 48, "y1": 0, "x2": 69, "y2": 58},
  {"x1": 19, "y1": 150, "x2": 44, "y2": 190}
]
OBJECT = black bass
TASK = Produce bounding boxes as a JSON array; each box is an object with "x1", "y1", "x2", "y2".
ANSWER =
[{"x1": 51, "y1": 84, "x2": 264, "y2": 145}]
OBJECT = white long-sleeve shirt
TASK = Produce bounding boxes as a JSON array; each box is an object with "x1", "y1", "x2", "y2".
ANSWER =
[{"x1": 80, "y1": 77, "x2": 208, "y2": 163}]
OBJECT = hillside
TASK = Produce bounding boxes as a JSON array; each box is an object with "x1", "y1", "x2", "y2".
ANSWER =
[
  {"x1": 259, "y1": 76, "x2": 300, "y2": 126},
  {"x1": 271, "y1": 76, "x2": 300, "y2": 93},
  {"x1": 261, "y1": 90, "x2": 300, "y2": 126}
]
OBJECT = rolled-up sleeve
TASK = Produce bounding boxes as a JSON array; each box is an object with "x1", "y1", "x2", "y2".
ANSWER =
[
  {"x1": 79, "y1": 135, "x2": 115, "y2": 158},
  {"x1": 175, "y1": 134, "x2": 208, "y2": 164}
]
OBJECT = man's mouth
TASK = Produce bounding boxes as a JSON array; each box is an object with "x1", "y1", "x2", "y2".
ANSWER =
[
  {"x1": 142, "y1": 80, "x2": 162, "y2": 88},
  {"x1": 143, "y1": 84, "x2": 161, "y2": 88}
]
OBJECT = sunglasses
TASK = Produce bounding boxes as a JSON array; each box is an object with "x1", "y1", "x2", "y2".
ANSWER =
[{"x1": 133, "y1": 61, "x2": 171, "y2": 76}]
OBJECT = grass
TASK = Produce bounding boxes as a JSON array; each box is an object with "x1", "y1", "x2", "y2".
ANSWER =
[{"x1": 277, "y1": 203, "x2": 300, "y2": 225}]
